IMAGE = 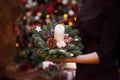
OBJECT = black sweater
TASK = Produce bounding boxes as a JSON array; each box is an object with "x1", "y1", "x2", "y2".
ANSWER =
[{"x1": 75, "y1": 0, "x2": 120, "y2": 80}]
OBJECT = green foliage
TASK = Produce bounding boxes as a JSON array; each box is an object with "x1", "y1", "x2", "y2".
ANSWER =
[
  {"x1": 31, "y1": 23, "x2": 84, "y2": 64},
  {"x1": 64, "y1": 25, "x2": 79, "y2": 37},
  {"x1": 70, "y1": 29, "x2": 79, "y2": 37},
  {"x1": 64, "y1": 25, "x2": 72, "y2": 34}
]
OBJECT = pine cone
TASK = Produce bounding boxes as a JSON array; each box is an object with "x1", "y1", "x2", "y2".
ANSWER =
[
  {"x1": 43, "y1": 31, "x2": 54, "y2": 39},
  {"x1": 46, "y1": 38, "x2": 57, "y2": 48}
]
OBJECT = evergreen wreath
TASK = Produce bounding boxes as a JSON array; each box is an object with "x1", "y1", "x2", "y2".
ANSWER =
[{"x1": 31, "y1": 23, "x2": 84, "y2": 64}]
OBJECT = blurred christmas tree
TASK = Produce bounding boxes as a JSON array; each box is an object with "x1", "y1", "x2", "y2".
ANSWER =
[{"x1": 13, "y1": 0, "x2": 82, "y2": 70}]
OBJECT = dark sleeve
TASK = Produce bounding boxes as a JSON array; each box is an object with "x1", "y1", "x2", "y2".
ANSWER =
[
  {"x1": 96, "y1": 2, "x2": 119, "y2": 64},
  {"x1": 77, "y1": 0, "x2": 119, "y2": 64},
  {"x1": 78, "y1": 0, "x2": 104, "y2": 21}
]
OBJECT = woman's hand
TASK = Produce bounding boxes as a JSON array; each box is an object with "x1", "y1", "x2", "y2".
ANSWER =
[
  {"x1": 46, "y1": 52, "x2": 99, "y2": 64},
  {"x1": 45, "y1": 57, "x2": 76, "y2": 63}
]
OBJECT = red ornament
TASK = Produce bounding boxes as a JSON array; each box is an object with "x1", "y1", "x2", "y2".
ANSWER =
[
  {"x1": 47, "y1": 6, "x2": 54, "y2": 13},
  {"x1": 31, "y1": 23, "x2": 35, "y2": 28},
  {"x1": 36, "y1": 4, "x2": 45, "y2": 12}
]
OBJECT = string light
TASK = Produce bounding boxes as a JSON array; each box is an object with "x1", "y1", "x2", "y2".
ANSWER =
[
  {"x1": 34, "y1": 16, "x2": 40, "y2": 21},
  {"x1": 74, "y1": 17, "x2": 77, "y2": 21},
  {"x1": 15, "y1": 43, "x2": 19, "y2": 47},
  {"x1": 37, "y1": 12, "x2": 42, "y2": 16},
  {"x1": 68, "y1": 21, "x2": 73, "y2": 27},
  {"x1": 63, "y1": 13, "x2": 68, "y2": 19},
  {"x1": 23, "y1": 16, "x2": 27, "y2": 20},
  {"x1": 46, "y1": 14, "x2": 50, "y2": 19}
]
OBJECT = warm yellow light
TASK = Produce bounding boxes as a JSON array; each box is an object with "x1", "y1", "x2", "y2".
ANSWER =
[
  {"x1": 39, "y1": 19, "x2": 43, "y2": 23},
  {"x1": 54, "y1": 10, "x2": 58, "y2": 13},
  {"x1": 46, "y1": 14, "x2": 50, "y2": 19},
  {"x1": 74, "y1": 17, "x2": 77, "y2": 21},
  {"x1": 21, "y1": 51, "x2": 26, "y2": 55},
  {"x1": 63, "y1": 14, "x2": 68, "y2": 19},
  {"x1": 68, "y1": 21, "x2": 73, "y2": 26},
  {"x1": 23, "y1": 16, "x2": 27, "y2": 20},
  {"x1": 37, "y1": 12, "x2": 42, "y2": 16},
  {"x1": 15, "y1": 43, "x2": 19, "y2": 47}
]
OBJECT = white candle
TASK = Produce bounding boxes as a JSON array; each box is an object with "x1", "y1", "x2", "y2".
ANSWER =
[{"x1": 54, "y1": 24, "x2": 65, "y2": 42}]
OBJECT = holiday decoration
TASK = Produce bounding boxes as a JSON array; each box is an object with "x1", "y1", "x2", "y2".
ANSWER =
[
  {"x1": 13, "y1": 0, "x2": 83, "y2": 68},
  {"x1": 31, "y1": 23, "x2": 84, "y2": 63}
]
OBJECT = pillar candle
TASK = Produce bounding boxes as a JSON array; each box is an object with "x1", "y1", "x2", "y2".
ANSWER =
[{"x1": 54, "y1": 24, "x2": 65, "y2": 42}]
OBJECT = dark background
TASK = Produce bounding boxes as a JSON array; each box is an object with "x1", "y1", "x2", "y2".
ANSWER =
[{"x1": 0, "y1": 0, "x2": 22, "y2": 75}]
